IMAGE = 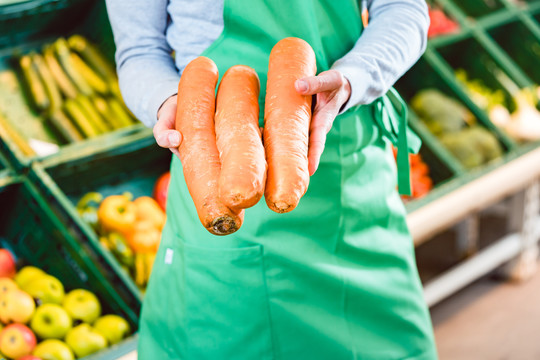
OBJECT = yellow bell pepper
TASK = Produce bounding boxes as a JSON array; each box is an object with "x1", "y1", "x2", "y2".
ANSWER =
[{"x1": 97, "y1": 194, "x2": 136, "y2": 236}]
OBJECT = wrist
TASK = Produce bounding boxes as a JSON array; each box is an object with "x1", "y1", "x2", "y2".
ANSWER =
[{"x1": 157, "y1": 94, "x2": 177, "y2": 120}]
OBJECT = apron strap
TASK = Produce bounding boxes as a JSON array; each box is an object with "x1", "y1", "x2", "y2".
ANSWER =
[{"x1": 373, "y1": 88, "x2": 421, "y2": 196}]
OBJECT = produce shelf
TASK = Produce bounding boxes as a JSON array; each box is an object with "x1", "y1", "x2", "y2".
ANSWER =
[
  {"x1": 30, "y1": 135, "x2": 171, "y2": 301},
  {"x1": 407, "y1": 144, "x2": 540, "y2": 245},
  {"x1": 0, "y1": 0, "x2": 147, "y2": 170},
  {"x1": 0, "y1": 176, "x2": 140, "y2": 357}
]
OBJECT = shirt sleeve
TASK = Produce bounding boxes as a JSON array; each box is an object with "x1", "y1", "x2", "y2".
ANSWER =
[
  {"x1": 331, "y1": 0, "x2": 430, "y2": 112},
  {"x1": 105, "y1": 0, "x2": 180, "y2": 127}
]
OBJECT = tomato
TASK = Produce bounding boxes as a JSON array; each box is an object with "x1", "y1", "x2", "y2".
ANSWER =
[{"x1": 153, "y1": 172, "x2": 171, "y2": 211}]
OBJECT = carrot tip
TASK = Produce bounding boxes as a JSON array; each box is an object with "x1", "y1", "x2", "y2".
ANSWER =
[
  {"x1": 211, "y1": 216, "x2": 240, "y2": 235},
  {"x1": 272, "y1": 201, "x2": 292, "y2": 214}
]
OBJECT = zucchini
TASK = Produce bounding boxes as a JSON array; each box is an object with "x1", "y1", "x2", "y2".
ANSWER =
[
  {"x1": 49, "y1": 108, "x2": 84, "y2": 142},
  {"x1": 64, "y1": 98, "x2": 99, "y2": 138},
  {"x1": 31, "y1": 53, "x2": 62, "y2": 113},
  {"x1": 43, "y1": 45, "x2": 78, "y2": 99},
  {"x1": 76, "y1": 95, "x2": 111, "y2": 134},
  {"x1": 54, "y1": 38, "x2": 93, "y2": 96},
  {"x1": 19, "y1": 54, "x2": 50, "y2": 112}
]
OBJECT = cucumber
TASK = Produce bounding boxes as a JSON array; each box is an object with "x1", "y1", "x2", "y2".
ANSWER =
[
  {"x1": 31, "y1": 53, "x2": 62, "y2": 113},
  {"x1": 64, "y1": 98, "x2": 99, "y2": 138},
  {"x1": 43, "y1": 45, "x2": 78, "y2": 99},
  {"x1": 49, "y1": 108, "x2": 84, "y2": 142},
  {"x1": 19, "y1": 54, "x2": 50, "y2": 112},
  {"x1": 76, "y1": 95, "x2": 111, "y2": 134}
]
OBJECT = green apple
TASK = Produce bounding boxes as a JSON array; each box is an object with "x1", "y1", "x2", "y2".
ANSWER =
[
  {"x1": 15, "y1": 266, "x2": 47, "y2": 288},
  {"x1": 0, "y1": 323, "x2": 36, "y2": 359},
  {"x1": 0, "y1": 289, "x2": 36, "y2": 324},
  {"x1": 30, "y1": 304, "x2": 72, "y2": 339},
  {"x1": 24, "y1": 275, "x2": 65, "y2": 305},
  {"x1": 93, "y1": 315, "x2": 130, "y2": 345},
  {"x1": 62, "y1": 289, "x2": 101, "y2": 324},
  {"x1": 33, "y1": 339, "x2": 74, "y2": 360},
  {"x1": 65, "y1": 324, "x2": 107, "y2": 358}
]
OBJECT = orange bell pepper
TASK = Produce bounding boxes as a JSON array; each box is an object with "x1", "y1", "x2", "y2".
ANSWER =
[
  {"x1": 134, "y1": 196, "x2": 166, "y2": 230},
  {"x1": 127, "y1": 221, "x2": 161, "y2": 253},
  {"x1": 97, "y1": 194, "x2": 137, "y2": 236}
]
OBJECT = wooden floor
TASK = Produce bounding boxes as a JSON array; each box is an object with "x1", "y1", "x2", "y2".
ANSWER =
[{"x1": 431, "y1": 270, "x2": 540, "y2": 360}]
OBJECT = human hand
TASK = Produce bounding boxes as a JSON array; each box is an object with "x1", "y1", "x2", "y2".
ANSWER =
[
  {"x1": 154, "y1": 95, "x2": 182, "y2": 158},
  {"x1": 295, "y1": 70, "x2": 351, "y2": 175}
]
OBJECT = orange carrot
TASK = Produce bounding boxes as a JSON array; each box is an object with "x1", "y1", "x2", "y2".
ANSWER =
[
  {"x1": 215, "y1": 65, "x2": 266, "y2": 209},
  {"x1": 264, "y1": 37, "x2": 317, "y2": 213},
  {"x1": 175, "y1": 56, "x2": 243, "y2": 235}
]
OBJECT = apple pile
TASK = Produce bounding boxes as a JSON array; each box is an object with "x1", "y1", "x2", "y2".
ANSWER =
[
  {"x1": 0, "y1": 249, "x2": 131, "y2": 360},
  {"x1": 77, "y1": 187, "x2": 168, "y2": 290}
]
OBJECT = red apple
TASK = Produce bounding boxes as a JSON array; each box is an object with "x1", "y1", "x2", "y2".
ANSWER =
[
  {"x1": 153, "y1": 172, "x2": 170, "y2": 211},
  {"x1": 0, "y1": 324, "x2": 36, "y2": 359},
  {"x1": 0, "y1": 250, "x2": 16, "y2": 279},
  {"x1": 18, "y1": 356, "x2": 42, "y2": 360}
]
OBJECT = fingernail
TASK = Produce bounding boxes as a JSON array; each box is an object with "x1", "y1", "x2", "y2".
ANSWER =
[
  {"x1": 156, "y1": 133, "x2": 167, "y2": 146},
  {"x1": 296, "y1": 80, "x2": 308, "y2": 92},
  {"x1": 168, "y1": 132, "x2": 180, "y2": 146}
]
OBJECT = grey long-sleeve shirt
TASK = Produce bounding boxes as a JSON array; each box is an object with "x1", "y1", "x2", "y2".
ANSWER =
[{"x1": 105, "y1": 0, "x2": 430, "y2": 127}]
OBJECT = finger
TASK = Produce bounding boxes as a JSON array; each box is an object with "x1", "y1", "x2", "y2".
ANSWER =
[
  {"x1": 308, "y1": 106, "x2": 338, "y2": 175},
  {"x1": 155, "y1": 129, "x2": 182, "y2": 148},
  {"x1": 295, "y1": 70, "x2": 345, "y2": 95},
  {"x1": 154, "y1": 101, "x2": 182, "y2": 149}
]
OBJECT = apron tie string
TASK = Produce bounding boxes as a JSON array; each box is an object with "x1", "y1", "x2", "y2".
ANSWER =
[{"x1": 373, "y1": 87, "x2": 421, "y2": 196}]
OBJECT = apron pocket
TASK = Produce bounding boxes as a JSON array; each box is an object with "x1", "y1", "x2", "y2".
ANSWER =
[{"x1": 176, "y1": 235, "x2": 274, "y2": 360}]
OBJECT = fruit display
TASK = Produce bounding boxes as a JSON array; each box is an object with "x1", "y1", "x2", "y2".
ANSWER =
[
  {"x1": 411, "y1": 89, "x2": 504, "y2": 169},
  {"x1": 455, "y1": 69, "x2": 540, "y2": 142},
  {"x1": 0, "y1": 249, "x2": 131, "y2": 359},
  {"x1": 77, "y1": 191, "x2": 166, "y2": 290},
  {"x1": 0, "y1": 35, "x2": 137, "y2": 157},
  {"x1": 428, "y1": 6, "x2": 460, "y2": 38}
]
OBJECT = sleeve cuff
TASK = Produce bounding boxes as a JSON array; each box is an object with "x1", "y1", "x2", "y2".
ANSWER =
[
  {"x1": 144, "y1": 79, "x2": 180, "y2": 127},
  {"x1": 331, "y1": 63, "x2": 372, "y2": 114}
]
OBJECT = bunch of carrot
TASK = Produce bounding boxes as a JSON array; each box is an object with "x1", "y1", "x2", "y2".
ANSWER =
[{"x1": 175, "y1": 37, "x2": 316, "y2": 235}]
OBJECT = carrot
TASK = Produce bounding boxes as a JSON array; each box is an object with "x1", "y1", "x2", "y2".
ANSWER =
[
  {"x1": 264, "y1": 37, "x2": 317, "y2": 213},
  {"x1": 175, "y1": 56, "x2": 244, "y2": 235},
  {"x1": 215, "y1": 65, "x2": 266, "y2": 209}
]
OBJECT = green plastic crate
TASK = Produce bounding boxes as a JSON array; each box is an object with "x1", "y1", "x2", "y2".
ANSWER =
[
  {"x1": 0, "y1": 0, "x2": 93, "y2": 48},
  {"x1": 0, "y1": 0, "x2": 148, "y2": 170},
  {"x1": 438, "y1": 0, "x2": 506, "y2": 19},
  {"x1": 30, "y1": 135, "x2": 171, "y2": 301},
  {"x1": 0, "y1": 176, "x2": 139, "y2": 358}
]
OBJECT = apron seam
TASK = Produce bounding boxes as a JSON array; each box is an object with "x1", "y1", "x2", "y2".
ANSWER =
[{"x1": 335, "y1": 110, "x2": 357, "y2": 359}]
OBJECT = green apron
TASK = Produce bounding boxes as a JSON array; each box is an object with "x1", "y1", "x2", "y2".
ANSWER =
[{"x1": 139, "y1": 1, "x2": 437, "y2": 359}]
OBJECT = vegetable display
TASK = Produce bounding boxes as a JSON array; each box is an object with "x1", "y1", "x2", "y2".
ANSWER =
[
  {"x1": 215, "y1": 65, "x2": 267, "y2": 210},
  {"x1": 455, "y1": 69, "x2": 540, "y2": 142},
  {"x1": 0, "y1": 249, "x2": 131, "y2": 359},
  {"x1": 264, "y1": 37, "x2": 316, "y2": 213},
  {"x1": 412, "y1": 89, "x2": 503, "y2": 169},
  {"x1": 175, "y1": 56, "x2": 244, "y2": 235},
  {"x1": 77, "y1": 192, "x2": 166, "y2": 289},
  {"x1": 428, "y1": 6, "x2": 459, "y2": 38},
  {"x1": 2, "y1": 35, "x2": 137, "y2": 154},
  {"x1": 392, "y1": 147, "x2": 433, "y2": 200}
]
